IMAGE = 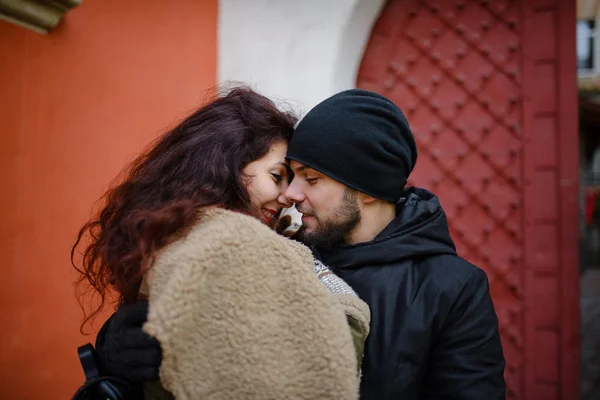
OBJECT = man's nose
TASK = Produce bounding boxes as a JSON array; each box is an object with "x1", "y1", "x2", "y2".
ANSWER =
[{"x1": 284, "y1": 179, "x2": 305, "y2": 204}]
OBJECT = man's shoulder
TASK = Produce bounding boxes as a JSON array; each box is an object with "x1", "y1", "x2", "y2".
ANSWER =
[
  {"x1": 417, "y1": 253, "x2": 488, "y2": 295},
  {"x1": 355, "y1": 253, "x2": 486, "y2": 295},
  {"x1": 420, "y1": 253, "x2": 482, "y2": 274}
]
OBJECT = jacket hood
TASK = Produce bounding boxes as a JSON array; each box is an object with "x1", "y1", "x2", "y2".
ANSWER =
[{"x1": 314, "y1": 187, "x2": 457, "y2": 270}]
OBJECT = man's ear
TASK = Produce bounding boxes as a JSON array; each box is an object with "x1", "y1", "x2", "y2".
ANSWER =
[{"x1": 358, "y1": 192, "x2": 378, "y2": 205}]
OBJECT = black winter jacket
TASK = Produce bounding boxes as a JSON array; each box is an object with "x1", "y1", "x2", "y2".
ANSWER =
[{"x1": 314, "y1": 187, "x2": 506, "y2": 400}]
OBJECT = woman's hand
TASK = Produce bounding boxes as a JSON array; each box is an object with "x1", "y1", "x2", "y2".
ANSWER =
[{"x1": 95, "y1": 300, "x2": 162, "y2": 382}]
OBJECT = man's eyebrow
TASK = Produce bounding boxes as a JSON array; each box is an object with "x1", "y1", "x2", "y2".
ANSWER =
[{"x1": 292, "y1": 165, "x2": 308, "y2": 173}]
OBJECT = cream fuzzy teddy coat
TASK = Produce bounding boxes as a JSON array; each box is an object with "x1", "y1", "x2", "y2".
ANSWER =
[{"x1": 140, "y1": 208, "x2": 370, "y2": 400}]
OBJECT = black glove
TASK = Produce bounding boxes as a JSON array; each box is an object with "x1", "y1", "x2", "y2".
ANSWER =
[{"x1": 95, "y1": 300, "x2": 162, "y2": 382}]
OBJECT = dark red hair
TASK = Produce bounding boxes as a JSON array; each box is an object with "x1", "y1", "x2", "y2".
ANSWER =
[{"x1": 72, "y1": 86, "x2": 297, "y2": 328}]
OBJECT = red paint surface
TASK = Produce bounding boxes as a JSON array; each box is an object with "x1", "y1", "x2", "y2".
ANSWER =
[
  {"x1": 358, "y1": 0, "x2": 579, "y2": 398},
  {"x1": 0, "y1": 1, "x2": 217, "y2": 398}
]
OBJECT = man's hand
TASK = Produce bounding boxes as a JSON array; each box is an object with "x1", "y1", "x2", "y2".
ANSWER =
[{"x1": 95, "y1": 300, "x2": 162, "y2": 382}]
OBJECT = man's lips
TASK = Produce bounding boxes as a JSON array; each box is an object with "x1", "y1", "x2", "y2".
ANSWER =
[
  {"x1": 301, "y1": 214, "x2": 314, "y2": 222},
  {"x1": 295, "y1": 208, "x2": 315, "y2": 225}
]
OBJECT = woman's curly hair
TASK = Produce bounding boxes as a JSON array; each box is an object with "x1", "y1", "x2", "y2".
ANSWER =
[{"x1": 72, "y1": 86, "x2": 296, "y2": 329}]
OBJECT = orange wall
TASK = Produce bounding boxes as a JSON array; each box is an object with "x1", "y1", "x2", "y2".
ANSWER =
[{"x1": 0, "y1": 0, "x2": 217, "y2": 398}]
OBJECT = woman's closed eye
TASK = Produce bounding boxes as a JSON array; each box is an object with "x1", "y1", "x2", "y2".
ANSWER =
[{"x1": 271, "y1": 173, "x2": 283, "y2": 183}]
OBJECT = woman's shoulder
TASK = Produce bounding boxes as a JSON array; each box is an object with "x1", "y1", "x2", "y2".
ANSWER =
[
  {"x1": 188, "y1": 208, "x2": 278, "y2": 244},
  {"x1": 164, "y1": 208, "x2": 312, "y2": 261}
]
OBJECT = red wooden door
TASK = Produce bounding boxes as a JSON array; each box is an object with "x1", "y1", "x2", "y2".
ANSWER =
[{"x1": 357, "y1": 1, "x2": 579, "y2": 398}]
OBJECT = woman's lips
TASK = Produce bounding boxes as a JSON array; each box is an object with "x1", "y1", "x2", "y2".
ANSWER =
[{"x1": 262, "y1": 208, "x2": 278, "y2": 225}]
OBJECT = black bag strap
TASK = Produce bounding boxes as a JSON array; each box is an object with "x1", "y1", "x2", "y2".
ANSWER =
[
  {"x1": 77, "y1": 343, "x2": 100, "y2": 382},
  {"x1": 72, "y1": 343, "x2": 134, "y2": 400}
]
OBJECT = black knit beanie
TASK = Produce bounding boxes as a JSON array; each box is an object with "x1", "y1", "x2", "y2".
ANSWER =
[{"x1": 287, "y1": 89, "x2": 417, "y2": 203}]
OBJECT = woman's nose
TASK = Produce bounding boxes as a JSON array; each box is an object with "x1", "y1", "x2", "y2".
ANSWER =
[{"x1": 278, "y1": 192, "x2": 293, "y2": 208}]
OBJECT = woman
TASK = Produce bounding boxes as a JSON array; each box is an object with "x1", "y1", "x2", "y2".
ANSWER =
[{"x1": 72, "y1": 86, "x2": 369, "y2": 400}]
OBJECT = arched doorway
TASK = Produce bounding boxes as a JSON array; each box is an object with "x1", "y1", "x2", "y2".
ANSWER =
[{"x1": 357, "y1": 1, "x2": 579, "y2": 399}]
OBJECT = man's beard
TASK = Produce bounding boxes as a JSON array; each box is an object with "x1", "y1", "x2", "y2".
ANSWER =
[{"x1": 298, "y1": 188, "x2": 361, "y2": 248}]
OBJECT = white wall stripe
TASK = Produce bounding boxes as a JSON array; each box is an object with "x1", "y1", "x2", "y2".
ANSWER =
[{"x1": 218, "y1": 0, "x2": 384, "y2": 114}]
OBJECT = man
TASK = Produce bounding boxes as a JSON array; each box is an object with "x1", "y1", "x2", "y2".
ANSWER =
[{"x1": 95, "y1": 90, "x2": 506, "y2": 399}]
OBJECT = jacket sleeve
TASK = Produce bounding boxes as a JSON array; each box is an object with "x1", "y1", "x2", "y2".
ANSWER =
[{"x1": 423, "y1": 268, "x2": 506, "y2": 400}]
